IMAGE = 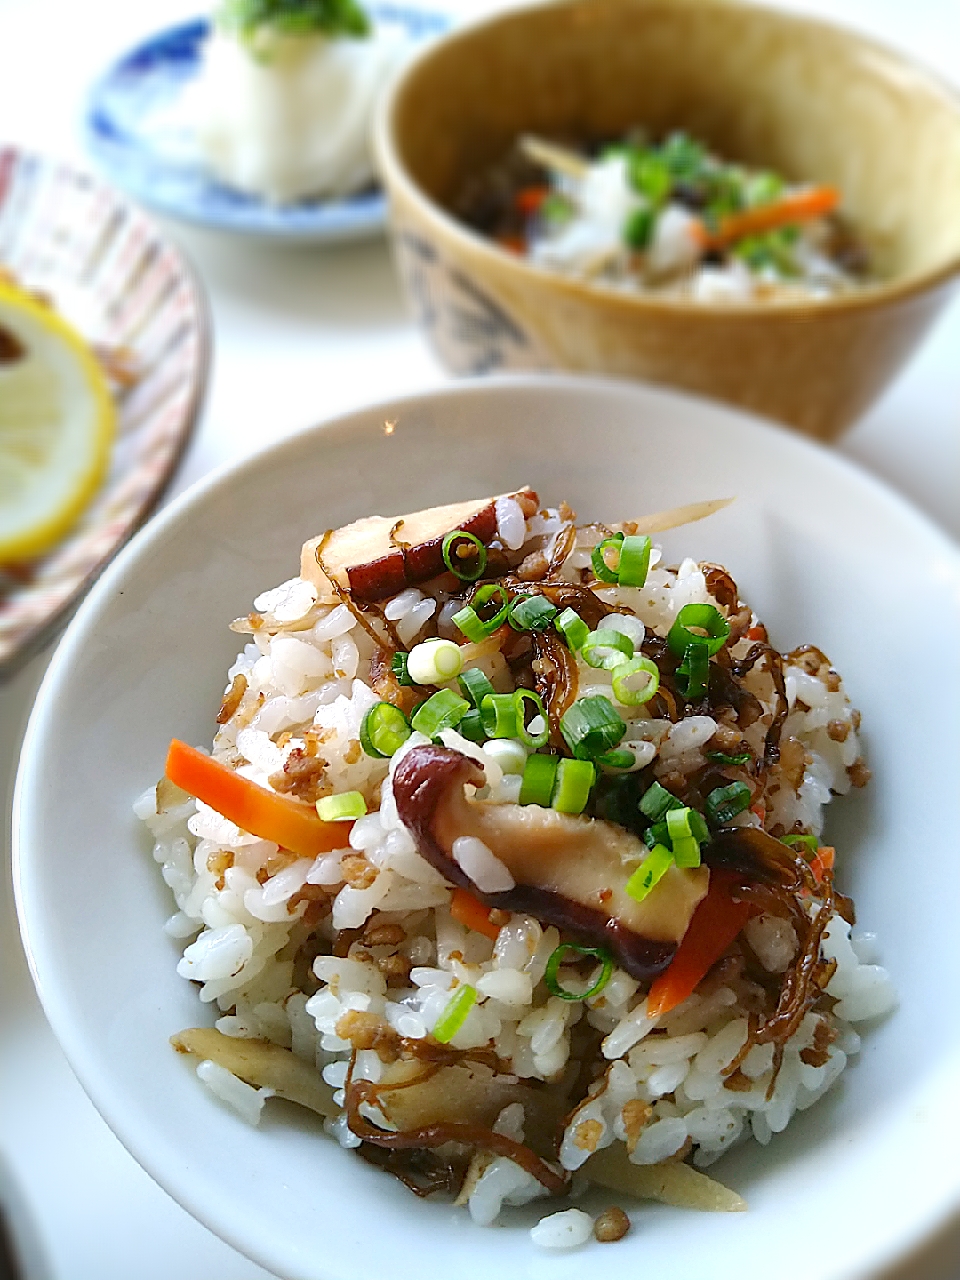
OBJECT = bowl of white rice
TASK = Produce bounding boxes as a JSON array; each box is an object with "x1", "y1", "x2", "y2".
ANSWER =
[{"x1": 14, "y1": 376, "x2": 960, "y2": 1280}]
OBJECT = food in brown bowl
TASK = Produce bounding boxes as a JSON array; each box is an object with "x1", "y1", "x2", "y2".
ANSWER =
[{"x1": 374, "y1": 0, "x2": 960, "y2": 438}]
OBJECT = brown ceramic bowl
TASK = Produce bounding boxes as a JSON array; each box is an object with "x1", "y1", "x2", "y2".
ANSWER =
[{"x1": 374, "y1": 0, "x2": 960, "y2": 439}]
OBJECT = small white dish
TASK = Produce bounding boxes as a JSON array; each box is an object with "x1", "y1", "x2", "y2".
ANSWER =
[
  {"x1": 14, "y1": 377, "x2": 960, "y2": 1280},
  {"x1": 83, "y1": 6, "x2": 447, "y2": 243}
]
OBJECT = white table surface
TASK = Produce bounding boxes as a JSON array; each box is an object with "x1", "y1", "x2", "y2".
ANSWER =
[{"x1": 0, "y1": 1, "x2": 958, "y2": 1276}]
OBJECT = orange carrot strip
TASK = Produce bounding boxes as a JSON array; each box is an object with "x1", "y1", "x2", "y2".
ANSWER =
[
  {"x1": 646, "y1": 870, "x2": 756, "y2": 1018},
  {"x1": 515, "y1": 185, "x2": 549, "y2": 217},
  {"x1": 496, "y1": 234, "x2": 527, "y2": 256},
  {"x1": 450, "y1": 886, "x2": 501, "y2": 940},
  {"x1": 165, "y1": 739, "x2": 349, "y2": 858},
  {"x1": 694, "y1": 185, "x2": 840, "y2": 252},
  {"x1": 810, "y1": 845, "x2": 835, "y2": 886}
]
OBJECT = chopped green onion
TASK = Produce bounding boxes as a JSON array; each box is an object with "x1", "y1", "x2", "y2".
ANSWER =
[
  {"x1": 707, "y1": 749, "x2": 751, "y2": 766},
  {"x1": 540, "y1": 192, "x2": 575, "y2": 227},
  {"x1": 591, "y1": 533, "x2": 624, "y2": 584},
  {"x1": 705, "y1": 781, "x2": 753, "y2": 826},
  {"x1": 219, "y1": 0, "x2": 371, "y2": 42},
  {"x1": 781, "y1": 833, "x2": 819, "y2": 855},
  {"x1": 688, "y1": 809, "x2": 711, "y2": 844},
  {"x1": 623, "y1": 205, "x2": 655, "y2": 250},
  {"x1": 411, "y1": 689, "x2": 469, "y2": 738},
  {"x1": 458, "y1": 708, "x2": 486, "y2": 743},
  {"x1": 442, "y1": 530, "x2": 487, "y2": 582},
  {"x1": 483, "y1": 738, "x2": 527, "y2": 775},
  {"x1": 458, "y1": 666, "x2": 496, "y2": 709},
  {"x1": 667, "y1": 604, "x2": 731, "y2": 657},
  {"x1": 360, "y1": 702, "x2": 412, "y2": 759},
  {"x1": 552, "y1": 758, "x2": 595, "y2": 814},
  {"x1": 645, "y1": 818, "x2": 670, "y2": 848},
  {"x1": 514, "y1": 688, "x2": 549, "y2": 749},
  {"x1": 316, "y1": 791, "x2": 366, "y2": 821},
  {"x1": 628, "y1": 152, "x2": 672, "y2": 204},
  {"x1": 581, "y1": 628, "x2": 634, "y2": 670},
  {"x1": 590, "y1": 531, "x2": 653, "y2": 588},
  {"x1": 611, "y1": 655, "x2": 660, "y2": 706},
  {"x1": 452, "y1": 583, "x2": 509, "y2": 642},
  {"x1": 519, "y1": 752, "x2": 559, "y2": 806},
  {"x1": 544, "y1": 943, "x2": 614, "y2": 1001},
  {"x1": 432, "y1": 983, "x2": 477, "y2": 1043},
  {"x1": 480, "y1": 692, "x2": 519, "y2": 739},
  {"x1": 639, "y1": 781, "x2": 684, "y2": 822},
  {"x1": 555, "y1": 607, "x2": 590, "y2": 652},
  {"x1": 390, "y1": 651, "x2": 414, "y2": 686},
  {"x1": 560, "y1": 696, "x2": 626, "y2": 760},
  {"x1": 597, "y1": 748, "x2": 636, "y2": 770},
  {"x1": 666, "y1": 807, "x2": 702, "y2": 867},
  {"x1": 617, "y1": 535, "x2": 652, "y2": 587},
  {"x1": 407, "y1": 638, "x2": 463, "y2": 685},
  {"x1": 661, "y1": 131, "x2": 708, "y2": 181},
  {"x1": 665, "y1": 807, "x2": 694, "y2": 841},
  {"x1": 675, "y1": 638, "x2": 710, "y2": 700},
  {"x1": 508, "y1": 594, "x2": 558, "y2": 632},
  {"x1": 671, "y1": 835, "x2": 701, "y2": 868},
  {"x1": 625, "y1": 844, "x2": 674, "y2": 902}
]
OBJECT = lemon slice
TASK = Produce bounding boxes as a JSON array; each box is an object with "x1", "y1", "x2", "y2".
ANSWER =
[{"x1": 0, "y1": 280, "x2": 115, "y2": 560}]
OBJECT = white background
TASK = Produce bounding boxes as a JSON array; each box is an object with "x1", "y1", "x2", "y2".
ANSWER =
[{"x1": 0, "y1": 0, "x2": 958, "y2": 1276}]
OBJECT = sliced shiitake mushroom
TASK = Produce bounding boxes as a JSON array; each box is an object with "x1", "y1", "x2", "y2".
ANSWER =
[{"x1": 393, "y1": 746, "x2": 709, "y2": 980}]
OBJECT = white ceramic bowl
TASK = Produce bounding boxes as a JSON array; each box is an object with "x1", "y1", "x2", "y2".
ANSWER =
[{"x1": 15, "y1": 378, "x2": 960, "y2": 1280}]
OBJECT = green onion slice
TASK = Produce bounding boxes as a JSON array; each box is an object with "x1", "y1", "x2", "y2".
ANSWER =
[
  {"x1": 544, "y1": 943, "x2": 614, "y2": 1001},
  {"x1": 665, "y1": 807, "x2": 703, "y2": 867},
  {"x1": 675, "y1": 638, "x2": 710, "y2": 700},
  {"x1": 705, "y1": 781, "x2": 753, "y2": 826},
  {"x1": 442, "y1": 530, "x2": 487, "y2": 582},
  {"x1": 508, "y1": 594, "x2": 558, "y2": 632},
  {"x1": 707, "y1": 749, "x2": 751, "y2": 766},
  {"x1": 458, "y1": 667, "x2": 496, "y2": 709},
  {"x1": 625, "y1": 844, "x2": 674, "y2": 902},
  {"x1": 480, "y1": 692, "x2": 519, "y2": 739},
  {"x1": 560, "y1": 696, "x2": 626, "y2": 760},
  {"x1": 552, "y1": 758, "x2": 596, "y2": 814},
  {"x1": 581, "y1": 628, "x2": 634, "y2": 670},
  {"x1": 597, "y1": 748, "x2": 636, "y2": 770},
  {"x1": 316, "y1": 791, "x2": 367, "y2": 821},
  {"x1": 611, "y1": 655, "x2": 660, "y2": 706},
  {"x1": 781, "y1": 833, "x2": 819, "y2": 855},
  {"x1": 390, "y1": 651, "x2": 414, "y2": 686},
  {"x1": 432, "y1": 984, "x2": 477, "y2": 1043},
  {"x1": 555, "y1": 607, "x2": 590, "y2": 652},
  {"x1": 514, "y1": 688, "x2": 549, "y2": 749},
  {"x1": 639, "y1": 781, "x2": 684, "y2": 822},
  {"x1": 411, "y1": 689, "x2": 470, "y2": 738},
  {"x1": 458, "y1": 708, "x2": 486, "y2": 743},
  {"x1": 360, "y1": 702, "x2": 412, "y2": 759},
  {"x1": 617, "y1": 535, "x2": 652, "y2": 588},
  {"x1": 671, "y1": 835, "x2": 702, "y2": 868},
  {"x1": 667, "y1": 603, "x2": 731, "y2": 657},
  {"x1": 591, "y1": 532, "x2": 624, "y2": 584},
  {"x1": 519, "y1": 753, "x2": 559, "y2": 806},
  {"x1": 452, "y1": 583, "x2": 509, "y2": 643},
  {"x1": 407, "y1": 638, "x2": 463, "y2": 685}
]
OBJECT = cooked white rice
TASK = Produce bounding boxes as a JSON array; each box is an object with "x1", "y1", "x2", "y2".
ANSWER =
[{"x1": 138, "y1": 497, "x2": 895, "y2": 1236}]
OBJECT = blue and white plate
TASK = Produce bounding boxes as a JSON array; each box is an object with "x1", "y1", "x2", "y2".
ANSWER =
[{"x1": 83, "y1": 6, "x2": 448, "y2": 243}]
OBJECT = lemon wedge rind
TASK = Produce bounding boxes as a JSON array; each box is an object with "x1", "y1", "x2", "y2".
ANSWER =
[{"x1": 0, "y1": 281, "x2": 116, "y2": 561}]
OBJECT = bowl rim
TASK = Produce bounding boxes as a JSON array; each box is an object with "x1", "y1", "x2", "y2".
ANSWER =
[
  {"x1": 373, "y1": 0, "x2": 960, "y2": 320},
  {"x1": 13, "y1": 373, "x2": 960, "y2": 1280},
  {"x1": 0, "y1": 143, "x2": 213, "y2": 679}
]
